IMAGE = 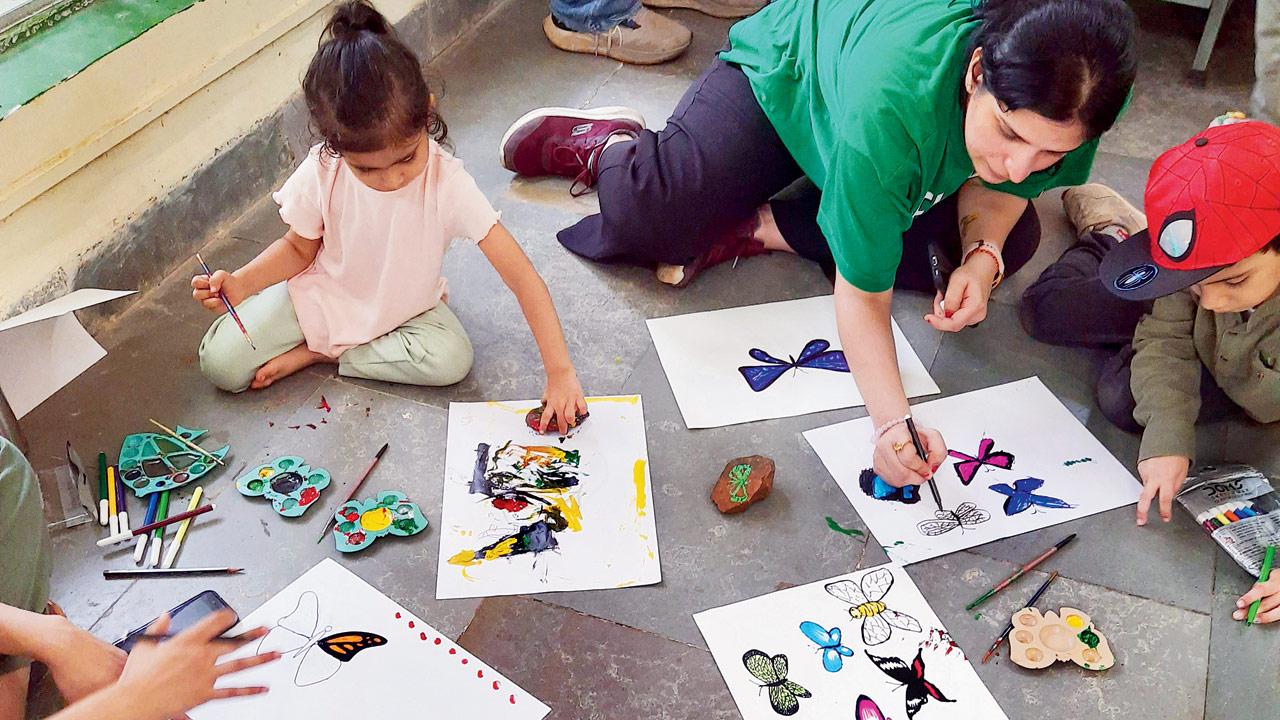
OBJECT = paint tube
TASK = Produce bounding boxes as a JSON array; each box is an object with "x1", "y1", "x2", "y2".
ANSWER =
[{"x1": 1177, "y1": 464, "x2": 1280, "y2": 577}]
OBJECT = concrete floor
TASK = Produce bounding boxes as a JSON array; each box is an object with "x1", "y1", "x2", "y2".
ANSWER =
[{"x1": 22, "y1": 1, "x2": 1280, "y2": 718}]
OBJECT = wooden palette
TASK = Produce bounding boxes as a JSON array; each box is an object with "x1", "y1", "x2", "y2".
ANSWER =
[{"x1": 1008, "y1": 606, "x2": 1114, "y2": 671}]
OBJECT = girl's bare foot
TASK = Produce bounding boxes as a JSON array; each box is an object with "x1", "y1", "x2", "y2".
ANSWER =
[{"x1": 251, "y1": 344, "x2": 331, "y2": 390}]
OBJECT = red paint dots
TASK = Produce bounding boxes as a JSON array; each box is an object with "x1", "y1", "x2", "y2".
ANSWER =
[
  {"x1": 395, "y1": 612, "x2": 402, "y2": 619},
  {"x1": 492, "y1": 681, "x2": 500, "y2": 691},
  {"x1": 448, "y1": 648, "x2": 457, "y2": 655},
  {"x1": 434, "y1": 638, "x2": 442, "y2": 645},
  {"x1": 461, "y1": 658, "x2": 469, "y2": 665},
  {"x1": 419, "y1": 632, "x2": 426, "y2": 641},
  {"x1": 408, "y1": 621, "x2": 415, "y2": 629},
  {"x1": 477, "y1": 670, "x2": 484, "y2": 678},
  {"x1": 509, "y1": 695, "x2": 516, "y2": 705}
]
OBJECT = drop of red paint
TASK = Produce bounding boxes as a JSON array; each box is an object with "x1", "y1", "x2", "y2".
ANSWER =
[
  {"x1": 477, "y1": 670, "x2": 484, "y2": 678},
  {"x1": 419, "y1": 632, "x2": 426, "y2": 640},
  {"x1": 408, "y1": 621, "x2": 415, "y2": 629},
  {"x1": 434, "y1": 638, "x2": 441, "y2": 645},
  {"x1": 509, "y1": 695, "x2": 516, "y2": 704},
  {"x1": 448, "y1": 648, "x2": 456, "y2": 655},
  {"x1": 492, "y1": 681, "x2": 500, "y2": 690},
  {"x1": 395, "y1": 612, "x2": 401, "y2": 619}
]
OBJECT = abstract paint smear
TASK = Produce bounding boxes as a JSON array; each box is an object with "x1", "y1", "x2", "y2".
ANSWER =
[{"x1": 449, "y1": 441, "x2": 586, "y2": 569}]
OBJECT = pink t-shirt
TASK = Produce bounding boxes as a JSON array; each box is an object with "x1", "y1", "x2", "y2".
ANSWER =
[{"x1": 274, "y1": 141, "x2": 499, "y2": 357}]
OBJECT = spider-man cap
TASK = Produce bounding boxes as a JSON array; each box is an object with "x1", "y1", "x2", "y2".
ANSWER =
[{"x1": 1100, "y1": 121, "x2": 1280, "y2": 300}]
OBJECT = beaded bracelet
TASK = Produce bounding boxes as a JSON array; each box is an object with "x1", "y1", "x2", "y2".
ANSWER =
[
  {"x1": 870, "y1": 414, "x2": 912, "y2": 445},
  {"x1": 962, "y1": 240, "x2": 1005, "y2": 289}
]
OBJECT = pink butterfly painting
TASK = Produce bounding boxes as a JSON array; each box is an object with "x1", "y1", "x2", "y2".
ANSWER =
[
  {"x1": 855, "y1": 694, "x2": 892, "y2": 720},
  {"x1": 948, "y1": 438, "x2": 1014, "y2": 485}
]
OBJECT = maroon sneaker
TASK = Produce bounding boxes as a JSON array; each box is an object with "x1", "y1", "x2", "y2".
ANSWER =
[
  {"x1": 656, "y1": 216, "x2": 770, "y2": 288},
  {"x1": 500, "y1": 106, "x2": 644, "y2": 195}
]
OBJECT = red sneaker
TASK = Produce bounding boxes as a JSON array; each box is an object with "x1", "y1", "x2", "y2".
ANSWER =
[
  {"x1": 656, "y1": 216, "x2": 770, "y2": 288},
  {"x1": 500, "y1": 106, "x2": 645, "y2": 195}
]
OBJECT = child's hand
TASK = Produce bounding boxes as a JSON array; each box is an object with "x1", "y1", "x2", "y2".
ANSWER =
[
  {"x1": 1235, "y1": 574, "x2": 1280, "y2": 623},
  {"x1": 191, "y1": 270, "x2": 246, "y2": 312},
  {"x1": 1135, "y1": 455, "x2": 1191, "y2": 525},
  {"x1": 541, "y1": 368, "x2": 588, "y2": 435},
  {"x1": 38, "y1": 615, "x2": 126, "y2": 704}
]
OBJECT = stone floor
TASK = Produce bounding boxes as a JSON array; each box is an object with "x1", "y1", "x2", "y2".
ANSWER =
[{"x1": 21, "y1": 1, "x2": 1280, "y2": 718}]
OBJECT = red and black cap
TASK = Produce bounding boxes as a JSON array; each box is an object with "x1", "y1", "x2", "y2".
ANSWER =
[{"x1": 1100, "y1": 121, "x2": 1280, "y2": 300}]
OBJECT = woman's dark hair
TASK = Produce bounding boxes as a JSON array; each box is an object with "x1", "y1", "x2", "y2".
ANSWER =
[
  {"x1": 970, "y1": 0, "x2": 1136, "y2": 139},
  {"x1": 304, "y1": 0, "x2": 446, "y2": 156}
]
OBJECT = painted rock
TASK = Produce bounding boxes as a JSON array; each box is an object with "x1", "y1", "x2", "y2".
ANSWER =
[
  {"x1": 236, "y1": 456, "x2": 331, "y2": 517},
  {"x1": 711, "y1": 455, "x2": 775, "y2": 514},
  {"x1": 525, "y1": 402, "x2": 590, "y2": 434},
  {"x1": 333, "y1": 491, "x2": 427, "y2": 552},
  {"x1": 119, "y1": 427, "x2": 229, "y2": 498}
]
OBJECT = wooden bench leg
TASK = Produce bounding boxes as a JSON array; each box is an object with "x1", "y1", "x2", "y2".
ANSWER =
[{"x1": 1192, "y1": 0, "x2": 1235, "y2": 75}]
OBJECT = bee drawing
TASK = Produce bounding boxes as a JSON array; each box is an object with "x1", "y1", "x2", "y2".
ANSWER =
[{"x1": 824, "y1": 567, "x2": 922, "y2": 646}]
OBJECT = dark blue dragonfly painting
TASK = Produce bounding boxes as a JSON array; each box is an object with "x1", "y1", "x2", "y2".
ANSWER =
[
  {"x1": 988, "y1": 477, "x2": 1074, "y2": 516},
  {"x1": 738, "y1": 339, "x2": 850, "y2": 392}
]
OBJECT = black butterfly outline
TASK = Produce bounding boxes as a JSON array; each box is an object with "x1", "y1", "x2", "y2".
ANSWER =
[
  {"x1": 916, "y1": 502, "x2": 992, "y2": 537},
  {"x1": 865, "y1": 648, "x2": 956, "y2": 719},
  {"x1": 741, "y1": 649, "x2": 812, "y2": 716},
  {"x1": 254, "y1": 590, "x2": 387, "y2": 687}
]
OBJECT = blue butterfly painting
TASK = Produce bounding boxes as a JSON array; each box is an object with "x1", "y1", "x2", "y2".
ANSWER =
[
  {"x1": 799, "y1": 621, "x2": 854, "y2": 672},
  {"x1": 738, "y1": 339, "x2": 850, "y2": 393},
  {"x1": 858, "y1": 467, "x2": 920, "y2": 504},
  {"x1": 988, "y1": 477, "x2": 1074, "y2": 516}
]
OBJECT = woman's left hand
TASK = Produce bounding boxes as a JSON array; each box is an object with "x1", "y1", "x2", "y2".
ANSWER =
[
  {"x1": 541, "y1": 368, "x2": 588, "y2": 435},
  {"x1": 924, "y1": 250, "x2": 999, "y2": 332}
]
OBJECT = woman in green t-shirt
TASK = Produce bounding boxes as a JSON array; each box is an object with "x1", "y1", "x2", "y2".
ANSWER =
[{"x1": 500, "y1": 0, "x2": 1136, "y2": 489}]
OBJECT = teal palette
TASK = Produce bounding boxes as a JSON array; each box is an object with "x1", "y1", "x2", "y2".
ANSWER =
[
  {"x1": 333, "y1": 491, "x2": 427, "y2": 553},
  {"x1": 236, "y1": 456, "x2": 331, "y2": 517},
  {"x1": 119, "y1": 426, "x2": 228, "y2": 498}
]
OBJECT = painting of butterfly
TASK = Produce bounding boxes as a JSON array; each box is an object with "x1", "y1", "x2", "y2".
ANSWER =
[
  {"x1": 855, "y1": 694, "x2": 893, "y2": 720},
  {"x1": 255, "y1": 591, "x2": 387, "y2": 687},
  {"x1": 858, "y1": 467, "x2": 920, "y2": 504},
  {"x1": 989, "y1": 477, "x2": 1074, "y2": 516},
  {"x1": 948, "y1": 438, "x2": 1014, "y2": 485},
  {"x1": 798, "y1": 621, "x2": 854, "y2": 672},
  {"x1": 737, "y1": 339, "x2": 849, "y2": 393},
  {"x1": 916, "y1": 502, "x2": 991, "y2": 537},
  {"x1": 824, "y1": 568, "x2": 922, "y2": 646},
  {"x1": 741, "y1": 649, "x2": 812, "y2": 716},
  {"x1": 865, "y1": 649, "x2": 955, "y2": 719}
]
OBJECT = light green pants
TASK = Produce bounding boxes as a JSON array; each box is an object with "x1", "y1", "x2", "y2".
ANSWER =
[{"x1": 199, "y1": 282, "x2": 473, "y2": 393}]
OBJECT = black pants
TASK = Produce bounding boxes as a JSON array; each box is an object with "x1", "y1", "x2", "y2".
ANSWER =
[
  {"x1": 1020, "y1": 231, "x2": 1239, "y2": 432},
  {"x1": 558, "y1": 57, "x2": 1042, "y2": 288}
]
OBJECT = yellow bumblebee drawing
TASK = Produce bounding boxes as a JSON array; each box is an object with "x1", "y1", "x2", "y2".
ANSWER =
[{"x1": 824, "y1": 568, "x2": 922, "y2": 646}]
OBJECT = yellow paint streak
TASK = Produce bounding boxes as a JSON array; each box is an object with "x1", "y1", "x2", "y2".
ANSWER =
[
  {"x1": 360, "y1": 507, "x2": 392, "y2": 532},
  {"x1": 485, "y1": 401, "x2": 533, "y2": 416},
  {"x1": 484, "y1": 538, "x2": 519, "y2": 560},
  {"x1": 586, "y1": 395, "x2": 639, "y2": 405},
  {"x1": 633, "y1": 460, "x2": 648, "y2": 516},
  {"x1": 448, "y1": 550, "x2": 480, "y2": 567},
  {"x1": 548, "y1": 495, "x2": 583, "y2": 532},
  {"x1": 519, "y1": 445, "x2": 568, "y2": 466}
]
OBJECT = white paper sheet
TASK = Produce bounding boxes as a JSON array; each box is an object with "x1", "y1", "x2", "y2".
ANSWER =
[
  {"x1": 0, "y1": 289, "x2": 133, "y2": 418},
  {"x1": 436, "y1": 395, "x2": 660, "y2": 599},
  {"x1": 190, "y1": 559, "x2": 550, "y2": 720},
  {"x1": 804, "y1": 377, "x2": 1141, "y2": 565},
  {"x1": 645, "y1": 295, "x2": 939, "y2": 428},
  {"x1": 695, "y1": 563, "x2": 1007, "y2": 720}
]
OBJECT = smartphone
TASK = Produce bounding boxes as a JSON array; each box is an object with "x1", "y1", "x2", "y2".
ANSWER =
[{"x1": 114, "y1": 590, "x2": 237, "y2": 652}]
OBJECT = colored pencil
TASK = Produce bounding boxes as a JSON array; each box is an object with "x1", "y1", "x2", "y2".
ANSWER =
[
  {"x1": 966, "y1": 534, "x2": 1076, "y2": 611},
  {"x1": 1247, "y1": 545, "x2": 1276, "y2": 625},
  {"x1": 97, "y1": 453, "x2": 109, "y2": 526},
  {"x1": 904, "y1": 417, "x2": 943, "y2": 513},
  {"x1": 147, "y1": 419, "x2": 226, "y2": 467},
  {"x1": 982, "y1": 570, "x2": 1059, "y2": 664},
  {"x1": 103, "y1": 567, "x2": 242, "y2": 579},
  {"x1": 147, "y1": 491, "x2": 171, "y2": 568},
  {"x1": 106, "y1": 464, "x2": 119, "y2": 536},
  {"x1": 134, "y1": 493, "x2": 161, "y2": 565},
  {"x1": 96, "y1": 504, "x2": 216, "y2": 546},
  {"x1": 195, "y1": 253, "x2": 255, "y2": 350},
  {"x1": 316, "y1": 443, "x2": 390, "y2": 543},
  {"x1": 162, "y1": 487, "x2": 203, "y2": 569}
]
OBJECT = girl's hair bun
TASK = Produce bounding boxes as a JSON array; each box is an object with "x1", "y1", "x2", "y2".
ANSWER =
[{"x1": 327, "y1": 0, "x2": 390, "y2": 41}]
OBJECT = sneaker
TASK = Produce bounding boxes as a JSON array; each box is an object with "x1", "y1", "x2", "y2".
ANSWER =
[
  {"x1": 500, "y1": 106, "x2": 644, "y2": 195},
  {"x1": 655, "y1": 217, "x2": 770, "y2": 288},
  {"x1": 643, "y1": 0, "x2": 766, "y2": 18},
  {"x1": 1062, "y1": 183, "x2": 1147, "y2": 239},
  {"x1": 542, "y1": 9, "x2": 691, "y2": 66}
]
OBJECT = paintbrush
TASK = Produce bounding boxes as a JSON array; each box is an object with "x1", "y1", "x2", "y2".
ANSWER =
[
  {"x1": 147, "y1": 419, "x2": 226, "y2": 467},
  {"x1": 905, "y1": 416, "x2": 944, "y2": 512},
  {"x1": 195, "y1": 252, "x2": 256, "y2": 350},
  {"x1": 966, "y1": 534, "x2": 1076, "y2": 611},
  {"x1": 316, "y1": 442, "x2": 390, "y2": 544},
  {"x1": 981, "y1": 570, "x2": 1059, "y2": 664},
  {"x1": 97, "y1": 504, "x2": 216, "y2": 546}
]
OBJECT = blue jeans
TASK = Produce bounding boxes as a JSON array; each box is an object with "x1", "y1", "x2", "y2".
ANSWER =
[{"x1": 550, "y1": 0, "x2": 641, "y2": 33}]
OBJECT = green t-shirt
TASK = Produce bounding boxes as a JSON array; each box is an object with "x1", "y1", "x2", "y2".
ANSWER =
[
  {"x1": 0, "y1": 436, "x2": 51, "y2": 673},
  {"x1": 720, "y1": 0, "x2": 1098, "y2": 291}
]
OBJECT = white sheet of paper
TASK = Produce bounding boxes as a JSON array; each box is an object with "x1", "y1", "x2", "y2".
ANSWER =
[
  {"x1": 436, "y1": 395, "x2": 660, "y2": 599},
  {"x1": 0, "y1": 288, "x2": 133, "y2": 418},
  {"x1": 695, "y1": 563, "x2": 1008, "y2": 720},
  {"x1": 645, "y1": 295, "x2": 939, "y2": 428},
  {"x1": 190, "y1": 559, "x2": 550, "y2": 720},
  {"x1": 804, "y1": 377, "x2": 1141, "y2": 564}
]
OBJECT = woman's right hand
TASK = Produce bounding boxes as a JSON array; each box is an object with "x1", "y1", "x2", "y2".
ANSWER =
[
  {"x1": 191, "y1": 270, "x2": 246, "y2": 312},
  {"x1": 872, "y1": 421, "x2": 946, "y2": 488},
  {"x1": 113, "y1": 610, "x2": 278, "y2": 720}
]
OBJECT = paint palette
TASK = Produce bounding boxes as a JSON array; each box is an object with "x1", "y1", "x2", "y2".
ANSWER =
[
  {"x1": 120, "y1": 427, "x2": 229, "y2": 498},
  {"x1": 236, "y1": 456, "x2": 331, "y2": 517},
  {"x1": 333, "y1": 491, "x2": 427, "y2": 552},
  {"x1": 1007, "y1": 606, "x2": 1114, "y2": 671}
]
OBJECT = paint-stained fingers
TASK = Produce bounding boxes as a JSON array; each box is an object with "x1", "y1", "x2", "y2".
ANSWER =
[
  {"x1": 210, "y1": 685, "x2": 270, "y2": 700},
  {"x1": 537, "y1": 406, "x2": 552, "y2": 434},
  {"x1": 215, "y1": 651, "x2": 280, "y2": 676}
]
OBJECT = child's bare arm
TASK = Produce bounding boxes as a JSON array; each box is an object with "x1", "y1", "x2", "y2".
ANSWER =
[
  {"x1": 192, "y1": 230, "x2": 321, "y2": 311},
  {"x1": 478, "y1": 222, "x2": 586, "y2": 434}
]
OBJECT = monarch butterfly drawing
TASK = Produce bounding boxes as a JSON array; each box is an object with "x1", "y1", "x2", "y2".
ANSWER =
[{"x1": 255, "y1": 591, "x2": 387, "y2": 687}]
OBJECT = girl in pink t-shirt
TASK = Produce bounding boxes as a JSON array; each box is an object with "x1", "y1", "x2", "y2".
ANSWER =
[{"x1": 194, "y1": 0, "x2": 587, "y2": 431}]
